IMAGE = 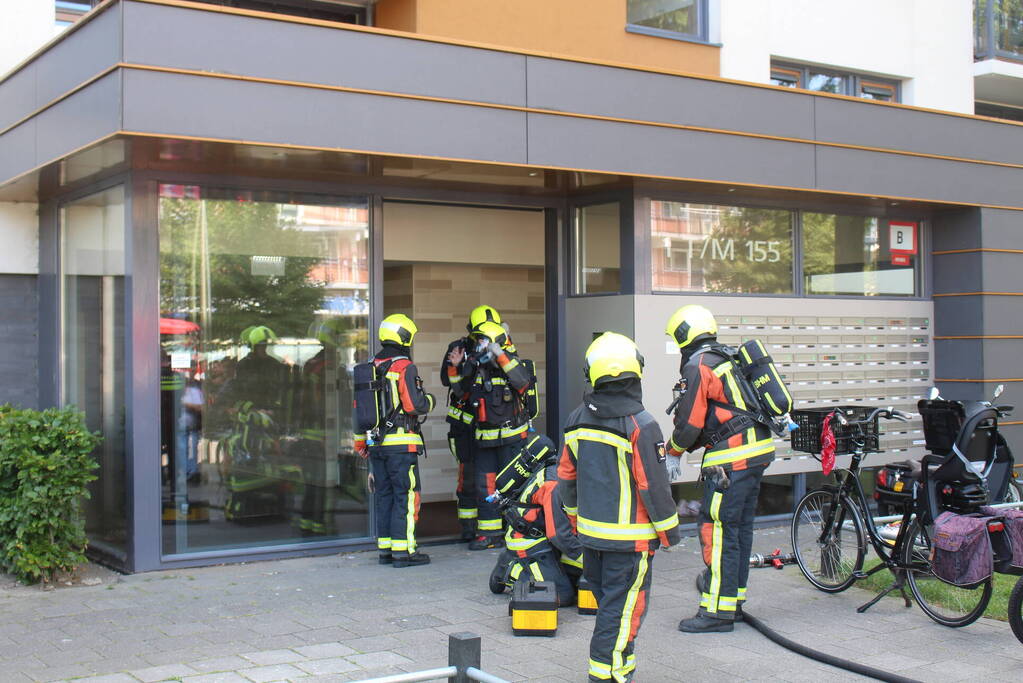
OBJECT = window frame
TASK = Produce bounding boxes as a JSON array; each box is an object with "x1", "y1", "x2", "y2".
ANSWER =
[
  {"x1": 645, "y1": 197, "x2": 927, "y2": 301},
  {"x1": 770, "y1": 61, "x2": 902, "y2": 103},
  {"x1": 625, "y1": 0, "x2": 714, "y2": 45}
]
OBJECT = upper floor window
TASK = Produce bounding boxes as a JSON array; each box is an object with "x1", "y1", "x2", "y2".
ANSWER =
[
  {"x1": 771, "y1": 61, "x2": 901, "y2": 103},
  {"x1": 975, "y1": 0, "x2": 1023, "y2": 60},
  {"x1": 55, "y1": 1, "x2": 94, "y2": 28},
  {"x1": 627, "y1": 0, "x2": 708, "y2": 42}
]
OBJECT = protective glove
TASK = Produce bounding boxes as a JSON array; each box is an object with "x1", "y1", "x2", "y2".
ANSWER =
[
  {"x1": 355, "y1": 443, "x2": 369, "y2": 460},
  {"x1": 487, "y1": 341, "x2": 503, "y2": 359},
  {"x1": 666, "y1": 453, "x2": 683, "y2": 482}
]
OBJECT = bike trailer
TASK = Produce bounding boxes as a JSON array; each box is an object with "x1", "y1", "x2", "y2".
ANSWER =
[{"x1": 932, "y1": 511, "x2": 1002, "y2": 586}]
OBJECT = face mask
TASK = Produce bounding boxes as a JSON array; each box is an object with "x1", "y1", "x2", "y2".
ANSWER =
[{"x1": 477, "y1": 339, "x2": 489, "y2": 353}]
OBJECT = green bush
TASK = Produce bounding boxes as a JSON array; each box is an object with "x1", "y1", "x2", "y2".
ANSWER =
[{"x1": 0, "y1": 405, "x2": 100, "y2": 584}]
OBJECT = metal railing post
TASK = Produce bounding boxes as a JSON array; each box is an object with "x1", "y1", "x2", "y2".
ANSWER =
[{"x1": 448, "y1": 632, "x2": 481, "y2": 683}]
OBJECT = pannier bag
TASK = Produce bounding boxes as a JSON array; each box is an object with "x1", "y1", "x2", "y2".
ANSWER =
[
  {"x1": 736, "y1": 339, "x2": 793, "y2": 417},
  {"x1": 982, "y1": 506, "x2": 1023, "y2": 571},
  {"x1": 931, "y1": 511, "x2": 995, "y2": 586}
]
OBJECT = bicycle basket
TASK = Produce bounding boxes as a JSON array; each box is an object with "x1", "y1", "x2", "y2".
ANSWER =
[
  {"x1": 917, "y1": 399, "x2": 964, "y2": 456},
  {"x1": 790, "y1": 406, "x2": 880, "y2": 456}
]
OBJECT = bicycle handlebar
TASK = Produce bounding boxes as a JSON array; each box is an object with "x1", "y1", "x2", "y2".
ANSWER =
[{"x1": 832, "y1": 406, "x2": 913, "y2": 426}]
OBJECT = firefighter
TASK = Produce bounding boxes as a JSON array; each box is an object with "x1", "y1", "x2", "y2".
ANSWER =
[
  {"x1": 441, "y1": 305, "x2": 502, "y2": 542},
  {"x1": 488, "y1": 434, "x2": 583, "y2": 606},
  {"x1": 354, "y1": 314, "x2": 435, "y2": 568},
  {"x1": 449, "y1": 320, "x2": 534, "y2": 550},
  {"x1": 665, "y1": 304, "x2": 775, "y2": 633},
  {"x1": 559, "y1": 332, "x2": 680, "y2": 683}
]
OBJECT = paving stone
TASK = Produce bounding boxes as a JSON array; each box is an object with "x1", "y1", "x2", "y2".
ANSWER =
[
  {"x1": 64, "y1": 675, "x2": 139, "y2": 683},
  {"x1": 186, "y1": 656, "x2": 252, "y2": 673},
  {"x1": 238, "y1": 649, "x2": 307, "y2": 666},
  {"x1": 128, "y1": 663, "x2": 200, "y2": 682},
  {"x1": 292, "y1": 643, "x2": 357, "y2": 659},
  {"x1": 237, "y1": 663, "x2": 308, "y2": 682},
  {"x1": 182, "y1": 674, "x2": 253, "y2": 683},
  {"x1": 293, "y1": 658, "x2": 361, "y2": 675}
]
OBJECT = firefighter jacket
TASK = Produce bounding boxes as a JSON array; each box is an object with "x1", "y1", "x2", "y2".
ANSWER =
[
  {"x1": 440, "y1": 337, "x2": 475, "y2": 431},
  {"x1": 504, "y1": 464, "x2": 583, "y2": 568},
  {"x1": 667, "y1": 342, "x2": 775, "y2": 473},
  {"x1": 558, "y1": 378, "x2": 681, "y2": 553},
  {"x1": 455, "y1": 345, "x2": 533, "y2": 447},
  {"x1": 353, "y1": 345, "x2": 435, "y2": 453}
]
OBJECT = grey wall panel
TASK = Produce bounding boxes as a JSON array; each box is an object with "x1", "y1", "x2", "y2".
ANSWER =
[
  {"x1": 933, "y1": 297, "x2": 983, "y2": 337},
  {"x1": 980, "y1": 208, "x2": 1023, "y2": 250},
  {"x1": 934, "y1": 339, "x2": 984, "y2": 380},
  {"x1": 931, "y1": 208, "x2": 982, "y2": 252},
  {"x1": 815, "y1": 97, "x2": 1023, "y2": 169},
  {"x1": 815, "y1": 146, "x2": 1023, "y2": 209},
  {"x1": 983, "y1": 339, "x2": 1023, "y2": 373},
  {"x1": 527, "y1": 113, "x2": 815, "y2": 188},
  {"x1": 0, "y1": 275, "x2": 38, "y2": 409},
  {"x1": 0, "y1": 120, "x2": 36, "y2": 186},
  {"x1": 983, "y1": 297, "x2": 1023, "y2": 333},
  {"x1": 564, "y1": 295, "x2": 635, "y2": 421},
  {"x1": 34, "y1": 6, "x2": 121, "y2": 109},
  {"x1": 34, "y1": 71, "x2": 120, "y2": 166},
  {"x1": 0, "y1": 68, "x2": 37, "y2": 136},
  {"x1": 122, "y1": 70, "x2": 526, "y2": 164},
  {"x1": 932, "y1": 253, "x2": 982, "y2": 294},
  {"x1": 122, "y1": 1, "x2": 525, "y2": 107},
  {"x1": 526, "y1": 57, "x2": 814, "y2": 141},
  {"x1": 982, "y1": 252, "x2": 1023, "y2": 292}
]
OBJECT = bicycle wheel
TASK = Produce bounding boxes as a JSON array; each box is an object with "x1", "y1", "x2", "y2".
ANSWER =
[
  {"x1": 791, "y1": 489, "x2": 866, "y2": 592},
  {"x1": 903, "y1": 516, "x2": 992, "y2": 627},
  {"x1": 1009, "y1": 577, "x2": 1023, "y2": 644}
]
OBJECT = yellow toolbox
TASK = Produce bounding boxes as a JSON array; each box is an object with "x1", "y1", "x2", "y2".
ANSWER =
[
  {"x1": 577, "y1": 576, "x2": 598, "y2": 615},
  {"x1": 510, "y1": 580, "x2": 558, "y2": 637}
]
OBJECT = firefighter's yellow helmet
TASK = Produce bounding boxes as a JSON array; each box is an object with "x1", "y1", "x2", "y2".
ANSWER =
[
  {"x1": 584, "y1": 332, "x2": 644, "y2": 386},
  {"x1": 665, "y1": 304, "x2": 718, "y2": 350},
  {"x1": 378, "y1": 313, "x2": 418, "y2": 348},
  {"x1": 471, "y1": 320, "x2": 510, "y2": 349},
  {"x1": 467, "y1": 305, "x2": 502, "y2": 331},
  {"x1": 240, "y1": 325, "x2": 278, "y2": 346}
]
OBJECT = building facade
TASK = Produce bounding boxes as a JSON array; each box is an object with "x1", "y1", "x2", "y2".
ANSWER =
[{"x1": 1, "y1": 0, "x2": 1021, "y2": 571}]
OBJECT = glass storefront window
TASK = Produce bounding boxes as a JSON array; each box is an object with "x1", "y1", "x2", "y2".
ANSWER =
[
  {"x1": 573, "y1": 203, "x2": 621, "y2": 294},
  {"x1": 62, "y1": 185, "x2": 127, "y2": 562},
  {"x1": 651, "y1": 202, "x2": 794, "y2": 294},
  {"x1": 803, "y1": 213, "x2": 919, "y2": 297},
  {"x1": 158, "y1": 184, "x2": 370, "y2": 554}
]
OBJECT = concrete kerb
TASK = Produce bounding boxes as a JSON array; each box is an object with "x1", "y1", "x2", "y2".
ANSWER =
[{"x1": 0, "y1": 526, "x2": 1020, "y2": 682}]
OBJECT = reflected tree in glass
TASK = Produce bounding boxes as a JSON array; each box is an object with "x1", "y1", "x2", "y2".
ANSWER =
[{"x1": 702, "y1": 207, "x2": 793, "y2": 294}]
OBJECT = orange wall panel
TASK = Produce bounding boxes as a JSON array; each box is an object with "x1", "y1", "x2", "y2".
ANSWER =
[{"x1": 374, "y1": 0, "x2": 719, "y2": 76}]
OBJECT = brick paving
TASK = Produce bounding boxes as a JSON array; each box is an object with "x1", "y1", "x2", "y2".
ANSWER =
[{"x1": 1, "y1": 526, "x2": 1020, "y2": 682}]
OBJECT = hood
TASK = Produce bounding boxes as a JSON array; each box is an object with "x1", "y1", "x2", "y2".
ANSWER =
[
  {"x1": 376, "y1": 343, "x2": 409, "y2": 361},
  {"x1": 679, "y1": 339, "x2": 721, "y2": 370},
  {"x1": 584, "y1": 377, "x2": 644, "y2": 418}
]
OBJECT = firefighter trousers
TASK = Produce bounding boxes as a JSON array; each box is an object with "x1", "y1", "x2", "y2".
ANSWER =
[
  {"x1": 370, "y1": 448, "x2": 422, "y2": 556},
  {"x1": 448, "y1": 428, "x2": 477, "y2": 529},
  {"x1": 697, "y1": 463, "x2": 766, "y2": 619},
  {"x1": 584, "y1": 547, "x2": 654, "y2": 683},
  {"x1": 474, "y1": 441, "x2": 518, "y2": 537}
]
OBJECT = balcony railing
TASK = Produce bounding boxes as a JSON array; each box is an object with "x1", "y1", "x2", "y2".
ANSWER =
[{"x1": 975, "y1": 0, "x2": 1023, "y2": 61}]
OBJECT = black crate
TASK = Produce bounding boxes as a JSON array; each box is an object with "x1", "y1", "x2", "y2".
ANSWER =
[
  {"x1": 917, "y1": 399, "x2": 964, "y2": 456},
  {"x1": 790, "y1": 406, "x2": 880, "y2": 455}
]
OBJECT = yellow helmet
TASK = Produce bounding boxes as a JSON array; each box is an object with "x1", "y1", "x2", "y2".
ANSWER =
[
  {"x1": 471, "y1": 320, "x2": 510, "y2": 349},
  {"x1": 467, "y1": 305, "x2": 502, "y2": 332},
  {"x1": 240, "y1": 325, "x2": 277, "y2": 346},
  {"x1": 378, "y1": 313, "x2": 418, "y2": 348},
  {"x1": 584, "y1": 332, "x2": 644, "y2": 386},
  {"x1": 665, "y1": 304, "x2": 718, "y2": 350}
]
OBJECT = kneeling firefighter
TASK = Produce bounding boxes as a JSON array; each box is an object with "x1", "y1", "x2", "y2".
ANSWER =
[
  {"x1": 559, "y1": 332, "x2": 680, "y2": 683},
  {"x1": 451, "y1": 320, "x2": 537, "y2": 550},
  {"x1": 354, "y1": 314, "x2": 435, "y2": 568},
  {"x1": 488, "y1": 433, "x2": 584, "y2": 606},
  {"x1": 665, "y1": 304, "x2": 775, "y2": 632}
]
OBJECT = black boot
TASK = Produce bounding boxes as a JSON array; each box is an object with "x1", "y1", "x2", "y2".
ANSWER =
[
  {"x1": 468, "y1": 535, "x2": 504, "y2": 551},
  {"x1": 678, "y1": 612, "x2": 734, "y2": 633},
  {"x1": 392, "y1": 552, "x2": 431, "y2": 568},
  {"x1": 378, "y1": 553, "x2": 393, "y2": 565},
  {"x1": 458, "y1": 521, "x2": 477, "y2": 543}
]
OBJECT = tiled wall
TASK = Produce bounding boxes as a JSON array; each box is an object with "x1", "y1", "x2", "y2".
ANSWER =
[{"x1": 384, "y1": 263, "x2": 546, "y2": 502}]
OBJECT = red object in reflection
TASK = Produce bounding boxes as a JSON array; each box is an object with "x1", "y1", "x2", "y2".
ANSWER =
[
  {"x1": 159, "y1": 318, "x2": 200, "y2": 335},
  {"x1": 820, "y1": 411, "x2": 837, "y2": 476}
]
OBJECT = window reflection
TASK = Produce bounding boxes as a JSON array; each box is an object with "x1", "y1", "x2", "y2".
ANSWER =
[
  {"x1": 573, "y1": 203, "x2": 621, "y2": 294},
  {"x1": 158, "y1": 185, "x2": 370, "y2": 554}
]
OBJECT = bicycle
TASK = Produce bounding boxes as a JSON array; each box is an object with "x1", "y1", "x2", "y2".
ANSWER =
[{"x1": 790, "y1": 405, "x2": 994, "y2": 628}]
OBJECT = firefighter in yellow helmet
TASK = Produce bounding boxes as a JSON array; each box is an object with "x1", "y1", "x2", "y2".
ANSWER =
[
  {"x1": 665, "y1": 305, "x2": 774, "y2": 632},
  {"x1": 448, "y1": 318, "x2": 536, "y2": 550},
  {"x1": 354, "y1": 314, "x2": 435, "y2": 568},
  {"x1": 558, "y1": 332, "x2": 680, "y2": 683},
  {"x1": 440, "y1": 305, "x2": 502, "y2": 542}
]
